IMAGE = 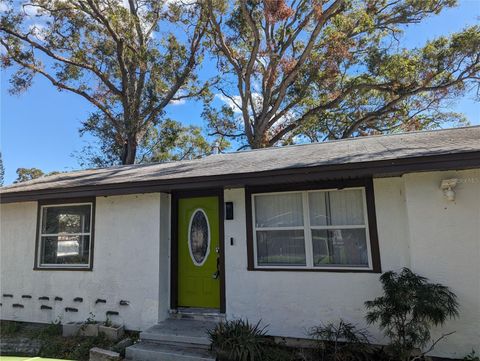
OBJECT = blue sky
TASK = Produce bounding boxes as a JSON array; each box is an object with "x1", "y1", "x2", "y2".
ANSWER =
[{"x1": 1, "y1": 1, "x2": 479, "y2": 185}]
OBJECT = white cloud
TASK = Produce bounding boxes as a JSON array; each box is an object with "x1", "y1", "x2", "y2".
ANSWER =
[
  {"x1": 216, "y1": 91, "x2": 297, "y2": 137},
  {"x1": 0, "y1": 2, "x2": 11, "y2": 12},
  {"x1": 28, "y1": 23, "x2": 47, "y2": 41},
  {"x1": 215, "y1": 93, "x2": 243, "y2": 113},
  {"x1": 22, "y1": 4, "x2": 40, "y2": 17},
  {"x1": 170, "y1": 98, "x2": 186, "y2": 106}
]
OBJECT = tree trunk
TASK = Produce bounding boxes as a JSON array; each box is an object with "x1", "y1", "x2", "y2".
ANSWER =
[{"x1": 121, "y1": 137, "x2": 137, "y2": 165}]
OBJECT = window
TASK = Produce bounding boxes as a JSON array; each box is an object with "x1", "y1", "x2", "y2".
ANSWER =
[
  {"x1": 249, "y1": 184, "x2": 379, "y2": 271},
  {"x1": 36, "y1": 201, "x2": 94, "y2": 270},
  {"x1": 189, "y1": 209, "x2": 210, "y2": 266}
]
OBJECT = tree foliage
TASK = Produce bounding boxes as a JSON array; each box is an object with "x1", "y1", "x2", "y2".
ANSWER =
[
  {"x1": 365, "y1": 268, "x2": 459, "y2": 360},
  {"x1": 14, "y1": 167, "x2": 44, "y2": 182},
  {"x1": 1, "y1": 0, "x2": 211, "y2": 164},
  {"x1": 205, "y1": 0, "x2": 479, "y2": 148},
  {"x1": 76, "y1": 117, "x2": 229, "y2": 167}
]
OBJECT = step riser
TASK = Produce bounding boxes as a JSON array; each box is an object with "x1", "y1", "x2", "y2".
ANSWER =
[
  {"x1": 140, "y1": 332, "x2": 210, "y2": 347},
  {"x1": 169, "y1": 312, "x2": 226, "y2": 323},
  {"x1": 126, "y1": 347, "x2": 214, "y2": 361},
  {"x1": 137, "y1": 339, "x2": 211, "y2": 351}
]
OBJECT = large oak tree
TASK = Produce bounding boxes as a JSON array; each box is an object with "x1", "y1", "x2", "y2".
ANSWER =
[
  {"x1": 205, "y1": 0, "x2": 480, "y2": 148},
  {"x1": 1, "y1": 0, "x2": 210, "y2": 164}
]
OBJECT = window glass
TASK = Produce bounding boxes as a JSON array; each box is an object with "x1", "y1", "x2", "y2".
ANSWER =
[
  {"x1": 42, "y1": 205, "x2": 91, "y2": 234},
  {"x1": 189, "y1": 210, "x2": 209, "y2": 265},
  {"x1": 312, "y1": 229, "x2": 368, "y2": 267},
  {"x1": 328, "y1": 189, "x2": 364, "y2": 225},
  {"x1": 254, "y1": 193, "x2": 303, "y2": 227},
  {"x1": 38, "y1": 203, "x2": 92, "y2": 268},
  {"x1": 256, "y1": 230, "x2": 306, "y2": 266},
  {"x1": 309, "y1": 189, "x2": 364, "y2": 226},
  {"x1": 252, "y1": 188, "x2": 372, "y2": 270},
  {"x1": 41, "y1": 235, "x2": 90, "y2": 265}
]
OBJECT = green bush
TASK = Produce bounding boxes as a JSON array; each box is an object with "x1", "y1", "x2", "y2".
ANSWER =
[
  {"x1": 0, "y1": 320, "x2": 22, "y2": 336},
  {"x1": 309, "y1": 320, "x2": 371, "y2": 361},
  {"x1": 208, "y1": 319, "x2": 270, "y2": 361},
  {"x1": 365, "y1": 268, "x2": 459, "y2": 361},
  {"x1": 464, "y1": 350, "x2": 480, "y2": 361}
]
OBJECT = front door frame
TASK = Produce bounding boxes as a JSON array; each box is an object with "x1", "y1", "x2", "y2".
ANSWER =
[{"x1": 170, "y1": 188, "x2": 226, "y2": 313}]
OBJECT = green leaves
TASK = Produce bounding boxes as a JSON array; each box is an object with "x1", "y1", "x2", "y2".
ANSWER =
[
  {"x1": 206, "y1": 0, "x2": 479, "y2": 148},
  {"x1": 1, "y1": 0, "x2": 210, "y2": 164},
  {"x1": 208, "y1": 319, "x2": 270, "y2": 361},
  {"x1": 365, "y1": 268, "x2": 459, "y2": 360}
]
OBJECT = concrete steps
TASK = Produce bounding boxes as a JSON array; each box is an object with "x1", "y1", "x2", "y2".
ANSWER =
[
  {"x1": 126, "y1": 342, "x2": 215, "y2": 361},
  {"x1": 126, "y1": 316, "x2": 221, "y2": 361}
]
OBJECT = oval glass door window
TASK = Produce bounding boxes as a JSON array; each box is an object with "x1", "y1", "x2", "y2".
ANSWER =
[{"x1": 188, "y1": 209, "x2": 210, "y2": 266}]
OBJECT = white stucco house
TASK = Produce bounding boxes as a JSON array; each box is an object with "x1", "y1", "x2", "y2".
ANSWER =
[{"x1": 0, "y1": 126, "x2": 479, "y2": 359}]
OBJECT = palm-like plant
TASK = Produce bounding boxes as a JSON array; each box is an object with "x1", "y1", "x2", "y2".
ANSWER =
[
  {"x1": 365, "y1": 268, "x2": 459, "y2": 361},
  {"x1": 208, "y1": 319, "x2": 269, "y2": 361}
]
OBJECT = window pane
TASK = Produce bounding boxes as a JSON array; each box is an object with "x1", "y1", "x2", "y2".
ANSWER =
[
  {"x1": 309, "y1": 189, "x2": 364, "y2": 226},
  {"x1": 189, "y1": 210, "x2": 209, "y2": 265},
  {"x1": 254, "y1": 193, "x2": 303, "y2": 228},
  {"x1": 312, "y1": 229, "x2": 368, "y2": 267},
  {"x1": 42, "y1": 205, "x2": 91, "y2": 234},
  {"x1": 329, "y1": 190, "x2": 364, "y2": 225},
  {"x1": 40, "y1": 235, "x2": 90, "y2": 265},
  {"x1": 256, "y1": 230, "x2": 306, "y2": 266},
  {"x1": 308, "y1": 192, "x2": 327, "y2": 226}
]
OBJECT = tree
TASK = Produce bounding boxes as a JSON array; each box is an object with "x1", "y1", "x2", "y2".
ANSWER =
[
  {"x1": 1, "y1": 0, "x2": 211, "y2": 164},
  {"x1": 0, "y1": 152, "x2": 5, "y2": 186},
  {"x1": 76, "y1": 117, "x2": 229, "y2": 167},
  {"x1": 14, "y1": 167, "x2": 45, "y2": 182},
  {"x1": 205, "y1": 0, "x2": 479, "y2": 148},
  {"x1": 365, "y1": 268, "x2": 459, "y2": 361},
  {"x1": 14, "y1": 167, "x2": 60, "y2": 182}
]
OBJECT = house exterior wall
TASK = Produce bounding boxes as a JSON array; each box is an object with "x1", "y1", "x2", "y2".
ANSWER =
[
  {"x1": 224, "y1": 169, "x2": 480, "y2": 358},
  {"x1": 0, "y1": 193, "x2": 165, "y2": 330},
  {"x1": 1, "y1": 169, "x2": 478, "y2": 357}
]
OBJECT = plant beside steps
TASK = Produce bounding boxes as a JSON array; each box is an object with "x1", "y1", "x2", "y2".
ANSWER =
[{"x1": 125, "y1": 317, "x2": 219, "y2": 361}]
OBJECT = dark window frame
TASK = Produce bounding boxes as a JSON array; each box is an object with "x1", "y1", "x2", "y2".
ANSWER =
[
  {"x1": 34, "y1": 198, "x2": 96, "y2": 271},
  {"x1": 245, "y1": 178, "x2": 381, "y2": 273}
]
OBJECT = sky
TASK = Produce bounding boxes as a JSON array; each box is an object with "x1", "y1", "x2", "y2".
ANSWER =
[{"x1": 1, "y1": 1, "x2": 479, "y2": 185}]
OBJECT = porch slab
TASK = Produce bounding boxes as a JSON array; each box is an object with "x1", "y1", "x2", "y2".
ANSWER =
[
  {"x1": 125, "y1": 342, "x2": 215, "y2": 361},
  {"x1": 140, "y1": 319, "x2": 215, "y2": 347}
]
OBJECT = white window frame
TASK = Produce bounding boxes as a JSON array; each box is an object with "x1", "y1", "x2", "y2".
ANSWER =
[
  {"x1": 37, "y1": 202, "x2": 93, "y2": 269},
  {"x1": 251, "y1": 187, "x2": 373, "y2": 271}
]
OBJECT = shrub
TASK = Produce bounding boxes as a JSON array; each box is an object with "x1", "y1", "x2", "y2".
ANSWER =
[
  {"x1": 365, "y1": 268, "x2": 459, "y2": 361},
  {"x1": 0, "y1": 320, "x2": 22, "y2": 336},
  {"x1": 208, "y1": 319, "x2": 270, "y2": 361},
  {"x1": 309, "y1": 320, "x2": 371, "y2": 361},
  {"x1": 464, "y1": 350, "x2": 480, "y2": 361}
]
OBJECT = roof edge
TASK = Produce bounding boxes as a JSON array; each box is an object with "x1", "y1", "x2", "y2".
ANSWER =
[{"x1": 1, "y1": 151, "x2": 479, "y2": 204}]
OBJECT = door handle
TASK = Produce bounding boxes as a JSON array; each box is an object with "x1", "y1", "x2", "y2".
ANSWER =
[{"x1": 212, "y1": 255, "x2": 220, "y2": 280}]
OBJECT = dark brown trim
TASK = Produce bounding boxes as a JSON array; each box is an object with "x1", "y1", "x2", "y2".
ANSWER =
[
  {"x1": 33, "y1": 197, "x2": 96, "y2": 271},
  {"x1": 169, "y1": 189, "x2": 226, "y2": 313},
  {"x1": 245, "y1": 178, "x2": 382, "y2": 273},
  {"x1": 170, "y1": 192, "x2": 179, "y2": 310},
  {"x1": 2, "y1": 152, "x2": 479, "y2": 203}
]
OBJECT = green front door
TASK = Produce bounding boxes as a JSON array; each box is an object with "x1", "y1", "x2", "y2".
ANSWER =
[{"x1": 178, "y1": 196, "x2": 220, "y2": 309}]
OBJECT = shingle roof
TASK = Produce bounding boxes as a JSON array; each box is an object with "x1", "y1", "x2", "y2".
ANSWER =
[{"x1": 1, "y1": 126, "x2": 479, "y2": 199}]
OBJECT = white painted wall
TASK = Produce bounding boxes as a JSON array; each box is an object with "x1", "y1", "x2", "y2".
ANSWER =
[
  {"x1": 0, "y1": 193, "x2": 168, "y2": 330},
  {"x1": 224, "y1": 169, "x2": 480, "y2": 358},
  {"x1": 1, "y1": 170, "x2": 478, "y2": 357}
]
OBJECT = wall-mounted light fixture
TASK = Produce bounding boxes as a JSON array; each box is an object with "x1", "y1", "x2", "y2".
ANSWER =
[
  {"x1": 440, "y1": 178, "x2": 458, "y2": 201},
  {"x1": 225, "y1": 202, "x2": 234, "y2": 220}
]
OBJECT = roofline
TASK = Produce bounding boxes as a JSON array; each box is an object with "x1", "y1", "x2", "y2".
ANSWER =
[{"x1": 1, "y1": 151, "x2": 479, "y2": 204}]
